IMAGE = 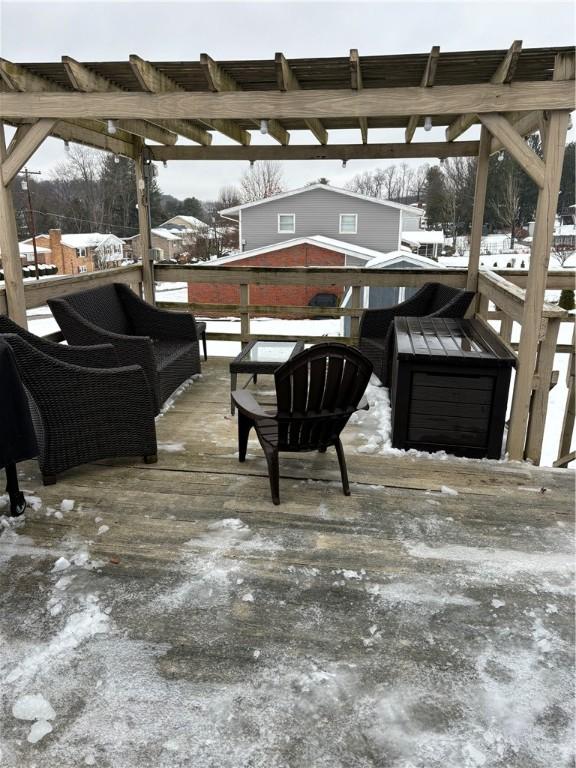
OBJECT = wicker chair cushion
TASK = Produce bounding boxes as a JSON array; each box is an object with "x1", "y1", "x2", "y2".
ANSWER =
[{"x1": 61, "y1": 285, "x2": 132, "y2": 335}]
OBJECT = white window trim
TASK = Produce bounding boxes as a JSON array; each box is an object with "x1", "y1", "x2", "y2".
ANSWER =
[
  {"x1": 278, "y1": 213, "x2": 295, "y2": 234},
  {"x1": 339, "y1": 213, "x2": 358, "y2": 235}
]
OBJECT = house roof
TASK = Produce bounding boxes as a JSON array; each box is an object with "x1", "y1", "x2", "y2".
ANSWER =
[
  {"x1": 17, "y1": 242, "x2": 51, "y2": 255},
  {"x1": 161, "y1": 215, "x2": 205, "y2": 229},
  {"x1": 219, "y1": 184, "x2": 426, "y2": 218},
  {"x1": 60, "y1": 233, "x2": 124, "y2": 249},
  {"x1": 366, "y1": 250, "x2": 446, "y2": 269},
  {"x1": 401, "y1": 230, "x2": 445, "y2": 246},
  {"x1": 125, "y1": 228, "x2": 182, "y2": 242},
  {"x1": 205, "y1": 235, "x2": 394, "y2": 266}
]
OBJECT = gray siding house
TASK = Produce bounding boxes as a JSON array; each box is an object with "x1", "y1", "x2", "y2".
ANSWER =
[{"x1": 220, "y1": 184, "x2": 424, "y2": 253}]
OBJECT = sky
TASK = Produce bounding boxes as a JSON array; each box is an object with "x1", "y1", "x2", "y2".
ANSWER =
[{"x1": 1, "y1": 0, "x2": 574, "y2": 203}]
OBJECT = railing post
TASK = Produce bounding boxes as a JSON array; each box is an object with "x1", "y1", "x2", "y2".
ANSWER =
[
  {"x1": 524, "y1": 317, "x2": 560, "y2": 464},
  {"x1": 134, "y1": 140, "x2": 155, "y2": 304},
  {"x1": 467, "y1": 125, "x2": 491, "y2": 296},
  {"x1": 477, "y1": 292, "x2": 490, "y2": 321},
  {"x1": 500, "y1": 313, "x2": 514, "y2": 345},
  {"x1": 557, "y1": 326, "x2": 575, "y2": 465},
  {"x1": 350, "y1": 284, "x2": 362, "y2": 345},
  {"x1": 240, "y1": 283, "x2": 250, "y2": 346},
  {"x1": 507, "y1": 54, "x2": 572, "y2": 460},
  {"x1": 0, "y1": 122, "x2": 27, "y2": 327}
]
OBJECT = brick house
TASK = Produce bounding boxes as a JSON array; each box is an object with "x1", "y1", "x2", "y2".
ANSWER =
[
  {"x1": 187, "y1": 235, "x2": 391, "y2": 313},
  {"x1": 24, "y1": 230, "x2": 124, "y2": 275}
]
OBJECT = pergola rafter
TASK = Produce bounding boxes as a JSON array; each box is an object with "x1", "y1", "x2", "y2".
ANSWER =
[
  {"x1": 446, "y1": 40, "x2": 523, "y2": 142},
  {"x1": 275, "y1": 52, "x2": 327, "y2": 144},
  {"x1": 0, "y1": 44, "x2": 573, "y2": 465},
  {"x1": 349, "y1": 49, "x2": 368, "y2": 144},
  {"x1": 200, "y1": 53, "x2": 287, "y2": 145},
  {"x1": 62, "y1": 56, "x2": 178, "y2": 146},
  {"x1": 405, "y1": 45, "x2": 440, "y2": 143}
]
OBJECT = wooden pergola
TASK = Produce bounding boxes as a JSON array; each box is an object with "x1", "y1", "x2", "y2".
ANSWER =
[{"x1": 0, "y1": 43, "x2": 574, "y2": 463}]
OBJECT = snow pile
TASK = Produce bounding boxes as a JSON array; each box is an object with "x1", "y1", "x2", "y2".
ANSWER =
[{"x1": 12, "y1": 693, "x2": 56, "y2": 744}]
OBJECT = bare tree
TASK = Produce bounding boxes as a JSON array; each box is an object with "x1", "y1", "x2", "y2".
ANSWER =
[
  {"x1": 239, "y1": 161, "x2": 284, "y2": 202},
  {"x1": 346, "y1": 168, "x2": 387, "y2": 198},
  {"x1": 52, "y1": 146, "x2": 106, "y2": 232},
  {"x1": 215, "y1": 185, "x2": 242, "y2": 211},
  {"x1": 489, "y1": 159, "x2": 521, "y2": 248}
]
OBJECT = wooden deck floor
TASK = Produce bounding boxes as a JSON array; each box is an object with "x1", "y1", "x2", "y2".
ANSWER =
[{"x1": 1, "y1": 358, "x2": 574, "y2": 768}]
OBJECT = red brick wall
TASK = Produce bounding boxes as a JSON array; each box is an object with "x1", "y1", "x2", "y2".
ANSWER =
[{"x1": 187, "y1": 244, "x2": 345, "y2": 315}]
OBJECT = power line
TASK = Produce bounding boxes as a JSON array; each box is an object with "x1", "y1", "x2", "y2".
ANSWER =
[{"x1": 17, "y1": 208, "x2": 142, "y2": 233}]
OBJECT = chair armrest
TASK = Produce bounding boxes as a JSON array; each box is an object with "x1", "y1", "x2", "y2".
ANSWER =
[
  {"x1": 231, "y1": 389, "x2": 276, "y2": 420},
  {"x1": 117, "y1": 284, "x2": 200, "y2": 341},
  {"x1": 33, "y1": 339, "x2": 119, "y2": 369},
  {"x1": 4, "y1": 334, "x2": 156, "y2": 421},
  {"x1": 427, "y1": 291, "x2": 475, "y2": 319}
]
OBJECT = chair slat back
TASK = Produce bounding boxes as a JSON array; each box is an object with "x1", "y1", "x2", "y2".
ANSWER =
[{"x1": 274, "y1": 343, "x2": 372, "y2": 451}]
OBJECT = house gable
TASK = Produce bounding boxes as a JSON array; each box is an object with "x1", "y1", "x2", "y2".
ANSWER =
[{"x1": 236, "y1": 186, "x2": 405, "y2": 254}]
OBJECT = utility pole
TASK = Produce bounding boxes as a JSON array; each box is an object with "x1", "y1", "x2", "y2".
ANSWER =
[{"x1": 20, "y1": 168, "x2": 42, "y2": 279}]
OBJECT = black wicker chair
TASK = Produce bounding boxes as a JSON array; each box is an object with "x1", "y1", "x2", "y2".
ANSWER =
[
  {"x1": 0, "y1": 319, "x2": 157, "y2": 485},
  {"x1": 232, "y1": 343, "x2": 372, "y2": 505},
  {"x1": 48, "y1": 283, "x2": 205, "y2": 414},
  {"x1": 358, "y1": 283, "x2": 475, "y2": 386}
]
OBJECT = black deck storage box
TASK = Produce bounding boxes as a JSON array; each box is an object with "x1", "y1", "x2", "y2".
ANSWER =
[{"x1": 390, "y1": 317, "x2": 516, "y2": 459}]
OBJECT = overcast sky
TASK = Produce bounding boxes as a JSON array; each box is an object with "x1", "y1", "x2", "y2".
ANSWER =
[{"x1": 1, "y1": 0, "x2": 574, "y2": 202}]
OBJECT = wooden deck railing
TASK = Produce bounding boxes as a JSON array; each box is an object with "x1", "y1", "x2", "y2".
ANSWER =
[{"x1": 1, "y1": 262, "x2": 573, "y2": 467}]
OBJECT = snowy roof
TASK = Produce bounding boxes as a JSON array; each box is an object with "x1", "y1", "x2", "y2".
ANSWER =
[
  {"x1": 401, "y1": 230, "x2": 445, "y2": 246},
  {"x1": 161, "y1": 215, "x2": 205, "y2": 229},
  {"x1": 366, "y1": 250, "x2": 446, "y2": 270},
  {"x1": 206, "y1": 235, "x2": 392, "y2": 265},
  {"x1": 16, "y1": 242, "x2": 51, "y2": 255},
  {"x1": 126, "y1": 228, "x2": 182, "y2": 242},
  {"x1": 554, "y1": 224, "x2": 576, "y2": 236},
  {"x1": 60, "y1": 233, "x2": 124, "y2": 249},
  {"x1": 562, "y1": 252, "x2": 576, "y2": 268},
  {"x1": 220, "y1": 184, "x2": 425, "y2": 218}
]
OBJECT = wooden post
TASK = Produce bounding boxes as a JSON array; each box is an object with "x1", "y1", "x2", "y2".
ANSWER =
[
  {"x1": 506, "y1": 53, "x2": 573, "y2": 460},
  {"x1": 239, "y1": 283, "x2": 250, "y2": 346},
  {"x1": 477, "y1": 293, "x2": 490, "y2": 321},
  {"x1": 525, "y1": 317, "x2": 560, "y2": 463},
  {"x1": 500, "y1": 313, "x2": 514, "y2": 344},
  {"x1": 557, "y1": 326, "x2": 575, "y2": 465},
  {"x1": 0, "y1": 122, "x2": 27, "y2": 327},
  {"x1": 349, "y1": 285, "x2": 362, "y2": 344},
  {"x1": 134, "y1": 141, "x2": 154, "y2": 304},
  {"x1": 467, "y1": 125, "x2": 491, "y2": 292}
]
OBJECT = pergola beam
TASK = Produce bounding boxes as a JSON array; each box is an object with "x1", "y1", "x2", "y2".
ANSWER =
[
  {"x1": 275, "y1": 52, "x2": 328, "y2": 145},
  {"x1": 62, "y1": 56, "x2": 178, "y2": 146},
  {"x1": 129, "y1": 55, "x2": 238, "y2": 146},
  {"x1": 2, "y1": 81, "x2": 572, "y2": 121},
  {"x1": 446, "y1": 40, "x2": 523, "y2": 141},
  {"x1": 201, "y1": 54, "x2": 287, "y2": 145},
  {"x1": 149, "y1": 140, "x2": 480, "y2": 162},
  {"x1": 0, "y1": 57, "x2": 137, "y2": 147},
  {"x1": 349, "y1": 49, "x2": 368, "y2": 144},
  {"x1": 478, "y1": 112, "x2": 546, "y2": 187},
  {"x1": 405, "y1": 45, "x2": 440, "y2": 143},
  {"x1": 1, "y1": 118, "x2": 57, "y2": 184}
]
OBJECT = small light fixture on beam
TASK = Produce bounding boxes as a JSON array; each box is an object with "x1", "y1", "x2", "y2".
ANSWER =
[
  {"x1": 342, "y1": 159, "x2": 347, "y2": 168},
  {"x1": 107, "y1": 119, "x2": 118, "y2": 135},
  {"x1": 64, "y1": 140, "x2": 70, "y2": 154},
  {"x1": 259, "y1": 119, "x2": 269, "y2": 135},
  {"x1": 424, "y1": 116, "x2": 433, "y2": 132},
  {"x1": 163, "y1": 160, "x2": 168, "y2": 168},
  {"x1": 498, "y1": 150, "x2": 504, "y2": 162},
  {"x1": 114, "y1": 154, "x2": 120, "y2": 164},
  {"x1": 250, "y1": 160, "x2": 255, "y2": 168}
]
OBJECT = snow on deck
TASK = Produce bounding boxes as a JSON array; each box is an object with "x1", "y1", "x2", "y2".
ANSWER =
[{"x1": 0, "y1": 358, "x2": 574, "y2": 768}]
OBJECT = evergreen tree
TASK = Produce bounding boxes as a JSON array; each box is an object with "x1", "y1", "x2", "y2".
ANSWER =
[
  {"x1": 424, "y1": 165, "x2": 446, "y2": 228},
  {"x1": 559, "y1": 289, "x2": 575, "y2": 311}
]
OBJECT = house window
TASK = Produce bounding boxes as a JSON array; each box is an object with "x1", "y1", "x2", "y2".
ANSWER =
[
  {"x1": 278, "y1": 213, "x2": 295, "y2": 234},
  {"x1": 77, "y1": 247, "x2": 86, "y2": 258},
  {"x1": 339, "y1": 214, "x2": 357, "y2": 234},
  {"x1": 78, "y1": 265, "x2": 87, "y2": 274}
]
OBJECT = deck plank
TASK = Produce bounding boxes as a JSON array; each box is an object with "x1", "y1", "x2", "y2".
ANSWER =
[{"x1": 1, "y1": 357, "x2": 574, "y2": 768}]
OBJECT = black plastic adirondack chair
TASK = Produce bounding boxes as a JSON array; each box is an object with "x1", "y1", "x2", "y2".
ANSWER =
[{"x1": 232, "y1": 343, "x2": 373, "y2": 505}]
